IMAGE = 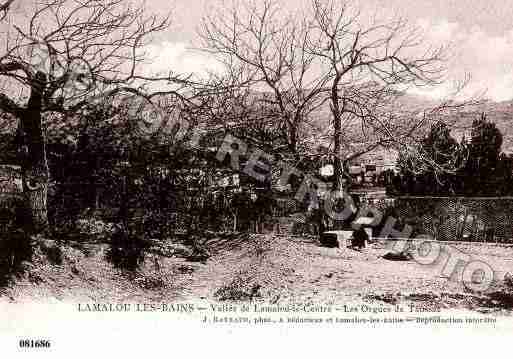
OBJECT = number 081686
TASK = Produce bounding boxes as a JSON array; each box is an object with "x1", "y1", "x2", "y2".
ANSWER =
[{"x1": 19, "y1": 339, "x2": 51, "y2": 349}]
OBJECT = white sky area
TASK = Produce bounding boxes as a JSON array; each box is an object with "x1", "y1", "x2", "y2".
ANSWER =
[
  {"x1": 4, "y1": 0, "x2": 513, "y2": 102},
  {"x1": 140, "y1": 0, "x2": 513, "y2": 102}
]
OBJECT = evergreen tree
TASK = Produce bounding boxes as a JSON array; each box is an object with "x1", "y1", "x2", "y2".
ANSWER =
[{"x1": 462, "y1": 114, "x2": 503, "y2": 195}]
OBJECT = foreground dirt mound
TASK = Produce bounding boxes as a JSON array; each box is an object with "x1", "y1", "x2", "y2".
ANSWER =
[
  {"x1": 0, "y1": 236, "x2": 203, "y2": 303},
  {"x1": 213, "y1": 236, "x2": 298, "y2": 301}
]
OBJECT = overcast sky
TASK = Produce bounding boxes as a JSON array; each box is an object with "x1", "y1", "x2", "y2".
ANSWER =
[
  {"x1": 134, "y1": 0, "x2": 512, "y2": 102},
  {"x1": 6, "y1": 0, "x2": 513, "y2": 102}
]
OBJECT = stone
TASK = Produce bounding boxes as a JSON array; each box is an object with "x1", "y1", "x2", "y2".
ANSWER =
[
  {"x1": 382, "y1": 251, "x2": 413, "y2": 261},
  {"x1": 320, "y1": 230, "x2": 353, "y2": 248}
]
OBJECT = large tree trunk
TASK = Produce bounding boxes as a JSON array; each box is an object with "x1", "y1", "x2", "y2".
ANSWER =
[
  {"x1": 330, "y1": 77, "x2": 345, "y2": 192},
  {"x1": 333, "y1": 116, "x2": 342, "y2": 190},
  {"x1": 331, "y1": 97, "x2": 346, "y2": 192},
  {"x1": 20, "y1": 72, "x2": 49, "y2": 233}
]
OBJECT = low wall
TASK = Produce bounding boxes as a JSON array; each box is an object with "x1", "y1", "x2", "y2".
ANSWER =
[{"x1": 385, "y1": 197, "x2": 513, "y2": 243}]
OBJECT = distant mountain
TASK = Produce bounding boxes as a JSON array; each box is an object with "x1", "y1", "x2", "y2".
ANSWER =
[
  {"x1": 1, "y1": 89, "x2": 511, "y2": 156},
  {"x1": 305, "y1": 90, "x2": 513, "y2": 155}
]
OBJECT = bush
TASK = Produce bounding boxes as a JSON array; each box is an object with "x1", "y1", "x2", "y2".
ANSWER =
[
  {"x1": 106, "y1": 224, "x2": 147, "y2": 271},
  {"x1": 140, "y1": 211, "x2": 175, "y2": 239},
  {"x1": 214, "y1": 276, "x2": 262, "y2": 301},
  {"x1": 0, "y1": 228, "x2": 33, "y2": 286},
  {"x1": 75, "y1": 217, "x2": 115, "y2": 241},
  {"x1": 39, "y1": 239, "x2": 63, "y2": 265}
]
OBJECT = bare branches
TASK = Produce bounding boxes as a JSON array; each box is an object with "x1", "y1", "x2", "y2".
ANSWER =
[
  {"x1": 0, "y1": 0, "x2": 14, "y2": 21},
  {"x1": 303, "y1": 0, "x2": 476, "y2": 185},
  {"x1": 199, "y1": 0, "x2": 459, "y2": 173},
  {"x1": 0, "y1": 0, "x2": 189, "y2": 117},
  {"x1": 199, "y1": 0, "x2": 331, "y2": 157},
  {"x1": 311, "y1": 0, "x2": 446, "y2": 88}
]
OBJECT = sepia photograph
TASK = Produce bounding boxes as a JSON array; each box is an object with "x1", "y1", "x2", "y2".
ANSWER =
[{"x1": 0, "y1": 0, "x2": 512, "y2": 356}]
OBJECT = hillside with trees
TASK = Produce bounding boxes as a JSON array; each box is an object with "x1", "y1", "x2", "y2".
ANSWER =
[{"x1": 392, "y1": 113, "x2": 513, "y2": 196}]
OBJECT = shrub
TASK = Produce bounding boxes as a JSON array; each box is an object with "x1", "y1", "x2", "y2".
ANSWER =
[
  {"x1": 214, "y1": 274, "x2": 262, "y2": 301},
  {"x1": 0, "y1": 228, "x2": 33, "y2": 286},
  {"x1": 106, "y1": 224, "x2": 147, "y2": 271},
  {"x1": 38, "y1": 239, "x2": 63, "y2": 265},
  {"x1": 75, "y1": 217, "x2": 115, "y2": 241}
]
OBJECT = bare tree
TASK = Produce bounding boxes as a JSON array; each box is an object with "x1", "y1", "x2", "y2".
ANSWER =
[
  {"x1": 308, "y1": 0, "x2": 452, "y2": 189},
  {"x1": 200, "y1": 0, "x2": 479, "y2": 190},
  {"x1": 0, "y1": 0, "x2": 188, "y2": 232},
  {"x1": 200, "y1": 0, "x2": 331, "y2": 164}
]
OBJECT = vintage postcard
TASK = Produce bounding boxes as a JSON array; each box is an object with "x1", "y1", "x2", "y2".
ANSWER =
[{"x1": 0, "y1": 0, "x2": 512, "y2": 357}]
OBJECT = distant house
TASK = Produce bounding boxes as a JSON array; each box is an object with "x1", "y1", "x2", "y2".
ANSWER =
[
  {"x1": 315, "y1": 139, "x2": 397, "y2": 170},
  {"x1": 315, "y1": 143, "x2": 397, "y2": 187},
  {"x1": 348, "y1": 147, "x2": 398, "y2": 174}
]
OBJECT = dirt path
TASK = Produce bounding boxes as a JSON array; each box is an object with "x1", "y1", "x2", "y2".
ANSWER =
[
  {"x1": 2, "y1": 234, "x2": 513, "y2": 313},
  {"x1": 181, "y1": 234, "x2": 513, "y2": 312}
]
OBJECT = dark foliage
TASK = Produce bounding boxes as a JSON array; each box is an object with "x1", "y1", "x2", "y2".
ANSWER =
[
  {"x1": 0, "y1": 228, "x2": 32, "y2": 287},
  {"x1": 0, "y1": 192, "x2": 32, "y2": 286},
  {"x1": 39, "y1": 239, "x2": 63, "y2": 265},
  {"x1": 391, "y1": 114, "x2": 513, "y2": 196},
  {"x1": 106, "y1": 224, "x2": 147, "y2": 272}
]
